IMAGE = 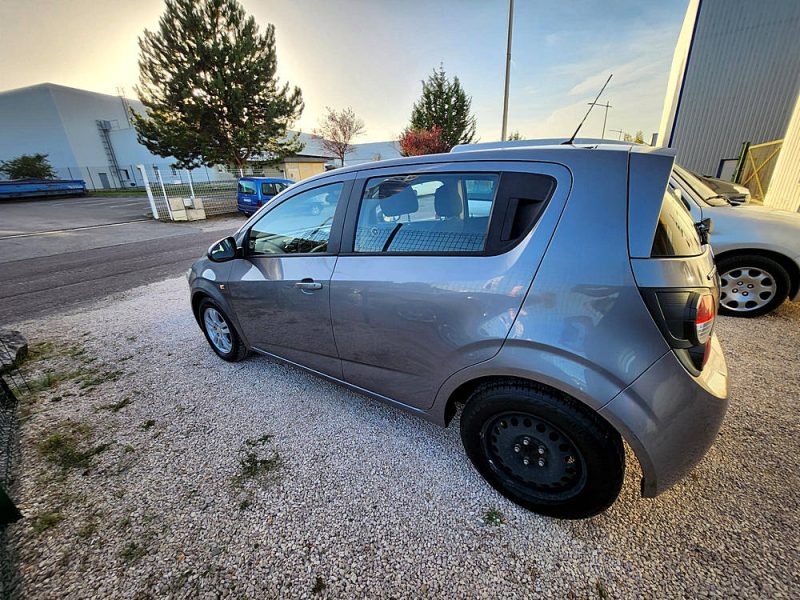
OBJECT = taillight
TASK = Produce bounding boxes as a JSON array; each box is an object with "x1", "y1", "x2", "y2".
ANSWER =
[
  {"x1": 642, "y1": 289, "x2": 717, "y2": 373},
  {"x1": 690, "y1": 293, "x2": 715, "y2": 346}
]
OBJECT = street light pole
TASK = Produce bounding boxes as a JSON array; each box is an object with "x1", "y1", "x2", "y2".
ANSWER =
[
  {"x1": 501, "y1": 0, "x2": 514, "y2": 141},
  {"x1": 587, "y1": 100, "x2": 612, "y2": 138}
]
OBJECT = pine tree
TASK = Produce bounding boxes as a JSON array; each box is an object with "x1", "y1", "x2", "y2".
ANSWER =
[
  {"x1": 408, "y1": 66, "x2": 477, "y2": 150},
  {"x1": 133, "y1": 0, "x2": 304, "y2": 169}
]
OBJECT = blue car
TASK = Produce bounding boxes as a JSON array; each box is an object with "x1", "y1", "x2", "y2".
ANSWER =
[{"x1": 237, "y1": 177, "x2": 293, "y2": 216}]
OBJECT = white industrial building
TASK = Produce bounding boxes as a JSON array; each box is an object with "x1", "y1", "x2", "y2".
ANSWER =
[
  {"x1": 0, "y1": 83, "x2": 340, "y2": 189},
  {"x1": 658, "y1": 0, "x2": 800, "y2": 212}
]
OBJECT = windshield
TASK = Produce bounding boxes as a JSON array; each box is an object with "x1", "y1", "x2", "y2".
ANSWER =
[{"x1": 672, "y1": 164, "x2": 729, "y2": 207}]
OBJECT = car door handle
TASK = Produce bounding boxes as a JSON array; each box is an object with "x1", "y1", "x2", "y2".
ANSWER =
[{"x1": 295, "y1": 279, "x2": 323, "y2": 291}]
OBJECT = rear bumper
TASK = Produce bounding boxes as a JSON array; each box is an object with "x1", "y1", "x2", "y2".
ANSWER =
[{"x1": 599, "y1": 334, "x2": 728, "y2": 497}]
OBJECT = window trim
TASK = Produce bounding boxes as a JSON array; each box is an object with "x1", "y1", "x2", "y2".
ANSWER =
[
  {"x1": 243, "y1": 179, "x2": 353, "y2": 258},
  {"x1": 339, "y1": 169, "x2": 557, "y2": 258}
]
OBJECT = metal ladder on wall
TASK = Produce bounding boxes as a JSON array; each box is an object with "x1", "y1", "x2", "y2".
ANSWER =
[{"x1": 96, "y1": 120, "x2": 125, "y2": 188}]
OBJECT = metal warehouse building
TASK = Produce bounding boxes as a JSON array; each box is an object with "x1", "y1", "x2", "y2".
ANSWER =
[
  {"x1": 657, "y1": 0, "x2": 800, "y2": 212},
  {"x1": 0, "y1": 83, "x2": 332, "y2": 190}
]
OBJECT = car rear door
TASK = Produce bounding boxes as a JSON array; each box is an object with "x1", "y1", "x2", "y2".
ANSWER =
[
  {"x1": 226, "y1": 175, "x2": 355, "y2": 378},
  {"x1": 329, "y1": 161, "x2": 571, "y2": 410}
]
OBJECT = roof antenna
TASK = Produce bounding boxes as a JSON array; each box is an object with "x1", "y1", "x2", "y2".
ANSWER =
[{"x1": 563, "y1": 73, "x2": 613, "y2": 145}]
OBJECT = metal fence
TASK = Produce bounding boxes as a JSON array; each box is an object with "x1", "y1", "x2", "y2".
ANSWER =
[
  {"x1": 735, "y1": 139, "x2": 783, "y2": 202},
  {"x1": 137, "y1": 165, "x2": 286, "y2": 220},
  {"x1": 1, "y1": 336, "x2": 27, "y2": 526}
]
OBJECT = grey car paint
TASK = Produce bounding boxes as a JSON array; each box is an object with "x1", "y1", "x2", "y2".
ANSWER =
[
  {"x1": 672, "y1": 166, "x2": 800, "y2": 301},
  {"x1": 189, "y1": 142, "x2": 728, "y2": 499}
]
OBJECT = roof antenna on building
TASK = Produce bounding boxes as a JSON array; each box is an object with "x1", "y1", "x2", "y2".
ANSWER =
[{"x1": 563, "y1": 73, "x2": 613, "y2": 145}]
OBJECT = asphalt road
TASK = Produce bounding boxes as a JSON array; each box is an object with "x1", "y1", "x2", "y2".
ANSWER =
[{"x1": 0, "y1": 195, "x2": 242, "y2": 325}]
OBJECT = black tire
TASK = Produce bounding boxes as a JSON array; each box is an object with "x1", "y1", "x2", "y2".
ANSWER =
[
  {"x1": 198, "y1": 298, "x2": 249, "y2": 362},
  {"x1": 460, "y1": 379, "x2": 624, "y2": 519},
  {"x1": 717, "y1": 254, "x2": 790, "y2": 318}
]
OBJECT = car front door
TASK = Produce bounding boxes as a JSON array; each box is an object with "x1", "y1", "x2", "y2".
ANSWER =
[
  {"x1": 226, "y1": 177, "x2": 354, "y2": 378},
  {"x1": 330, "y1": 162, "x2": 570, "y2": 410}
]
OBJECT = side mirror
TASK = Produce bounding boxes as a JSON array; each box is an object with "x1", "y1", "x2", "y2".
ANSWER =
[
  {"x1": 207, "y1": 236, "x2": 238, "y2": 262},
  {"x1": 695, "y1": 217, "x2": 713, "y2": 245}
]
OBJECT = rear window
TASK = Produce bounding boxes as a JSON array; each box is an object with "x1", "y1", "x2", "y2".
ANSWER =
[
  {"x1": 238, "y1": 180, "x2": 256, "y2": 194},
  {"x1": 261, "y1": 182, "x2": 288, "y2": 196},
  {"x1": 651, "y1": 188, "x2": 703, "y2": 257}
]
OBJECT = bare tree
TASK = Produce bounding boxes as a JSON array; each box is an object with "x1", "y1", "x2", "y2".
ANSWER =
[{"x1": 313, "y1": 107, "x2": 366, "y2": 167}]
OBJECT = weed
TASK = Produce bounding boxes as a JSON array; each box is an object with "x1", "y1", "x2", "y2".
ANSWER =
[
  {"x1": 245, "y1": 434, "x2": 273, "y2": 447},
  {"x1": 141, "y1": 419, "x2": 156, "y2": 431},
  {"x1": 79, "y1": 369, "x2": 124, "y2": 390},
  {"x1": 64, "y1": 344, "x2": 87, "y2": 358},
  {"x1": 594, "y1": 580, "x2": 610, "y2": 600},
  {"x1": 482, "y1": 508, "x2": 506, "y2": 527},
  {"x1": 311, "y1": 576, "x2": 326, "y2": 594},
  {"x1": 37, "y1": 422, "x2": 109, "y2": 471},
  {"x1": 25, "y1": 341, "x2": 55, "y2": 362},
  {"x1": 239, "y1": 498, "x2": 252, "y2": 510},
  {"x1": 99, "y1": 396, "x2": 132, "y2": 412},
  {"x1": 119, "y1": 542, "x2": 147, "y2": 562},
  {"x1": 123, "y1": 444, "x2": 136, "y2": 453},
  {"x1": 233, "y1": 435, "x2": 281, "y2": 485},
  {"x1": 26, "y1": 370, "x2": 80, "y2": 394},
  {"x1": 31, "y1": 511, "x2": 64, "y2": 533},
  {"x1": 119, "y1": 516, "x2": 131, "y2": 529},
  {"x1": 77, "y1": 521, "x2": 98, "y2": 539},
  {"x1": 126, "y1": 335, "x2": 137, "y2": 342}
]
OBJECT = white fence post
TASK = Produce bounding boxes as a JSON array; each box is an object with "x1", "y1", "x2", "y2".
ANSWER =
[
  {"x1": 136, "y1": 164, "x2": 159, "y2": 219},
  {"x1": 186, "y1": 169, "x2": 196, "y2": 201},
  {"x1": 238, "y1": 167, "x2": 244, "y2": 178},
  {"x1": 155, "y1": 169, "x2": 174, "y2": 220}
]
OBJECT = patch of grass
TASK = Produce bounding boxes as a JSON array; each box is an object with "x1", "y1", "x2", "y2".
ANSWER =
[
  {"x1": 37, "y1": 422, "x2": 110, "y2": 471},
  {"x1": 119, "y1": 542, "x2": 147, "y2": 562},
  {"x1": 482, "y1": 508, "x2": 506, "y2": 527},
  {"x1": 311, "y1": 576, "x2": 326, "y2": 594},
  {"x1": 238, "y1": 498, "x2": 252, "y2": 510},
  {"x1": 64, "y1": 344, "x2": 87, "y2": 359},
  {"x1": 99, "y1": 396, "x2": 132, "y2": 412},
  {"x1": 25, "y1": 340, "x2": 55, "y2": 362},
  {"x1": 79, "y1": 369, "x2": 124, "y2": 390},
  {"x1": 233, "y1": 435, "x2": 281, "y2": 486},
  {"x1": 118, "y1": 516, "x2": 131, "y2": 529},
  {"x1": 594, "y1": 580, "x2": 610, "y2": 600},
  {"x1": 141, "y1": 419, "x2": 156, "y2": 431},
  {"x1": 126, "y1": 335, "x2": 137, "y2": 342},
  {"x1": 31, "y1": 511, "x2": 64, "y2": 533},
  {"x1": 77, "y1": 521, "x2": 98, "y2": 539},
  {"x1": 123, "y1": 444, "x2": 136, "y2": 453},
  {"x1": 26, "y1": 369, "x2": 81, "y2": 394}
]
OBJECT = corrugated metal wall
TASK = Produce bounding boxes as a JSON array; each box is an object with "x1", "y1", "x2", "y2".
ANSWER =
[
  {"x1": 765, "y1": 94, "x2": 800, "y2": 211},
  {"x1": 669, "y1": 0, "x2": 800, "y2": 176}
]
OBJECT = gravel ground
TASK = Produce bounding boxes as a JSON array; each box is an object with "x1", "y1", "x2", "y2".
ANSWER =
[{"x1": 2, "y1": 276, "x2": 798, "y2": 599}]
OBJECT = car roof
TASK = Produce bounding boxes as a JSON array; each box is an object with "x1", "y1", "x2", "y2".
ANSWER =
[
  {"x1": 239, "y1": 176, "x2": 293, "y2": 182},
  {"x1": 292, "y1": 139, "x2": 674, "y2": 187}
]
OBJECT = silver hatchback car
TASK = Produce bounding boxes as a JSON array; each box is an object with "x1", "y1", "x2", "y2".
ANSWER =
[{"x1": 189, "y1": 142, "x2": 729, "y2": 518}]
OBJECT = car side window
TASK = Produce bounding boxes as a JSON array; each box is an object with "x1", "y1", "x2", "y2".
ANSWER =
[
  {"x1": 354, "y1": 173, "x2": 499, "y2": 253},
  {"x1": 248, "y1": 182, "x2": 343, "y2": 255},
  {"x1": 261, "y1": 182, "x2": 287, "y2": 196}
]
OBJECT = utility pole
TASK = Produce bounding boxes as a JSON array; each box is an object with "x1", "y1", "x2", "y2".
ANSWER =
[
  {"x1": 587, "y1": 100, "x2": 612, "y2": 138},
  {"x1": 501, "y1": 0, "x2": 514, "y2": 141},
  {"x1": 609, "y1": 128, "x2": 624, "y2": 140}
]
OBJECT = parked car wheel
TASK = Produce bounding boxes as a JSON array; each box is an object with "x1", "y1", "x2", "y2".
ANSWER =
[
  {"x1": 460, "y1": 380, "x2": 624, "y2": 519},
  {"x1": 199, "y1": 299, "x2": 249, "y2": 362},
  {"x1": 717, "y1": 255, "x2": 790, "y2": 317}
]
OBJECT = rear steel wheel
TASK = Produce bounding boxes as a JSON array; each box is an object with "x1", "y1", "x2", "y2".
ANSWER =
[{"x1": 461, "y1": 380, "x2": 624, "y2": 519}]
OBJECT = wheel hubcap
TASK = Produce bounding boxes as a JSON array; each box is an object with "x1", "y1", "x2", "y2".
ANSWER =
[
  {"x1": 720, "y1": 267, "x2": 776, "y2": 312},
  {"x1": 481, "y1": 412, "x2": 586, "y2": 500},
  {"x1": 203, "y1": 307, "x2": 232, "y2": 354}
]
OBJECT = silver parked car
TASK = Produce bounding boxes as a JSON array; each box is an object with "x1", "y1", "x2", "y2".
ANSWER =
[
  {"x1": 671, "y1": 165, "x2": 800, "y2": 317},
  {"x1": 189, "y1": 142, "x2": 728, "y2": 518}
]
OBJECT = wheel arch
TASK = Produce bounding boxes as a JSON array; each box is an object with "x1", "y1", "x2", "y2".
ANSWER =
[
  {"x1": 715, "y1": 248, "x2": 800, "y2": 299},
  {"x1": 190, "y1": 285, "x2": 251, "y2": 348}
]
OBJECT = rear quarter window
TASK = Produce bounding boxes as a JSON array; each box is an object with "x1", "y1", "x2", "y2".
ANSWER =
[
  {"x1": 651, "y1": 189, "x2": 703, "y2": 257},
  {"x1": 238, "y1": 180, "x2": 257, "y2": 194}
]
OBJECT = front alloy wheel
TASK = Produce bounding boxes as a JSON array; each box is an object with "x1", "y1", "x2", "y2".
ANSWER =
[
  {"x1": 198, "y1": 298, "x2": 248, "y2": 362},
  {"x1": 717, "y1": 255, "x2": 790, "y2": 318}
]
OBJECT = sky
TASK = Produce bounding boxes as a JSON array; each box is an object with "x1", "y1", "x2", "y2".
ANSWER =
[{"x1": 0, "y1": 0, "x2": 689, "y2": 143}]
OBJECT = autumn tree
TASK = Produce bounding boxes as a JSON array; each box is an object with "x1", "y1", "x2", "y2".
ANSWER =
[
  {"x1": 407, "y1": 66, "x2": 476, "y2": 151},
  {"x1": 133, "y1": 0, "x2": 304, "y2": 169},
  {"x1": 0, "y1": 154, "x2": 56, "y2": 179},
  {"x1": 313, "y1": 106, "x2": 366, "y2": 167},
  {"x1": 398, "y1": 126, "x2": 449, "y2": 156}
]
